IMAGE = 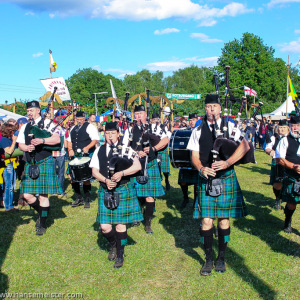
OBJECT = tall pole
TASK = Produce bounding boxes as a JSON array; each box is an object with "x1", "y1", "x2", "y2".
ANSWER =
[
  {"x1": 93, "y1": 92, "x2": 107, "y2": 117},
  {"x1": 286, "y1": 55, "x2": 290, "y2": 118}
]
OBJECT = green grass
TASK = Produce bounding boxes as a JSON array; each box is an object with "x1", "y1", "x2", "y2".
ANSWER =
[{"x1": 0, "y1": 150, "x2": 299, "y2": 299}]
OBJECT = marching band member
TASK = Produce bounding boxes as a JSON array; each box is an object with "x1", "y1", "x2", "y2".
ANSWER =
[
  {"x1": 67, "y1": 111, "x2": 99, "y2": 208},
  {"x1": 275, "y1": 115, "x2": 300, "y2": 233},
  {"x1": 123, "y1": 105, "x2": 168, "y2": 234},
  {"x1": 90, "y1": 122, "x2": 143, "y2": 268},
  {"x1": 178, "y1": 113, "x2": 199, "y2": 210},
  {"x1": 265, "y1": 120, "x2": 289, "y2": 210},
  {"x1": 17, "y1": 101, "x2": 62, "y2": 236},
  {"x1": 187, "y1": 94, "x2": 249, "y2": 275}
]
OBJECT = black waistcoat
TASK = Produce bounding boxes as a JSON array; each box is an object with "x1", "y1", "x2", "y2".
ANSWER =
[
  {"x1": 131, "y1": 124, "x2": 156, "y2": 162},
  {"x1": 98, "y1": 144, "x2": 131, "y2": 188},
  {"x1": 24, "y1": 121, "x2": 52, "y2": 163},
  {"x1": 272, "y1": 134, "x2": 280, "y2": 151},
  {"x1": 70, "y1": 122, "x2": 95, "y2": 154},
  {"x1": 286, "y1": 135, "x2": 300, "y2": 164},
  {"x1": 198, "y1": 118, "x2": 226, "y2": 167}
]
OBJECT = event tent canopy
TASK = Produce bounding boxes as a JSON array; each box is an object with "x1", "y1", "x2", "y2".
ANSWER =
[{"x1": 0, "y1": 108, "x2": 26, "y2": 121}]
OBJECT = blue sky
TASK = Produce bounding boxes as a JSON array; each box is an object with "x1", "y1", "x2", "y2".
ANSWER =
[{"x1": 0, "y1": 0, "x2": 300, "y2": 104}]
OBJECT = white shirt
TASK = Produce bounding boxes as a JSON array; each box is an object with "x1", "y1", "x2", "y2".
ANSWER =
[
  {"x1": 16, "y1": 117, "x2": 60, "y2": 144},
  {"x1": 187, "y1": 118, "x2": 241, "y2": 152},
  {"x1": 66, "y1": 122, "x2": 99, "y2": 142},
  {"x1": 275, "y1": 136, "x2": 300, "y2": 159}
]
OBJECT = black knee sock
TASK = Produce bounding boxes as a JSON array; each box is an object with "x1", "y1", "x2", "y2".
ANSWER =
[
  {"x1": 72, "y1": 182, "x2": 81, "y2": 195},
  {"x1": 181, "y1": 185, "x2": 188, "y2": 200},
  {"x1": 273, "y1": 187, "x2": 280, "y2": 199},
  {"x1": 138, "y1": 197, "x2": 146, "y2": 207},
  {"x1": 102, "y1": 228, "x2": 116, "y2": 247},
  {"x1": 284, "y1": 205, "x2": 296, "y2": 225},
  {"x1": 194, "y1": 185, "x2": 198, "y2": 201},
  {"x1": 164, "y1": 173, "x2": 169, "y2": 182},
  {"x1": 218, "y1": 227, "x2": 230, "y2": 256},
  {"x1": 39, "y1": 206, "x2": 50, "y2": 228},
  {"x1": 145, "y1": 202, "x2": 155, "y2": 225},
  {"x1": 116, "y1": 230, "x2": 127, "y2": 258},
  {"x1": 200, "y1": 227, "x2": 214, "y2": 261},
  {"x1": 83, "y1": 184, "x2": 91, "y2": 194},
  {"x1": 29, "y1": 198, "x2": 40, "y2": 213}
]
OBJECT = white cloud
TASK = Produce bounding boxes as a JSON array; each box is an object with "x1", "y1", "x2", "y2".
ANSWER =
[
  {"x1": 49, "y1": 13, "x2": 55, "y2": 18},
  {"x1": 295, "y1": 29, "x2": 300, "y2": 34},
  {"x1": 154, "y1": 28, "x2": 180, "y2": 35},
  {"x1": 197, "y1": 19, "x2": 217, "y2": 27},
  {"x1": 267, "y1": 0, "x2": 300, "y2": 8},
  {"x1": 117, "y1": 72, "x2": 135, "y2": 78},
  {"x1": 144, "y1": 61, "x2": 190, "y2": 72},
  {"x1": 279, "y1": 38, "x2": 300, "y2": 54},
  {"x1": 92, "y1": 65, "x2": 101, "y2": 71},
  {"x1": 184, "y1": 56, "x2": 219, "y2": 67},
  {"x1": 106, "y1": 68, "x2": 134, "y2": 74},
  {"x1": 25, "y1": 11, "x2": 35, "y2": 16},
  {"x1": 190, "y1": 33, "x2": 223, "y2": 43},
  {"x1": 6, "y1": 0, "x2": 253, "y2": 21},
  {"x1": 32, "y1": 52, "x2": 43, "y2": 58}
]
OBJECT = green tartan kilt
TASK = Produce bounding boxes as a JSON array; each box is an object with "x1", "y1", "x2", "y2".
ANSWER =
[
  {"x1": 270, "y1": 159, "x2": 284, "y2": 185},
  {"x1": 281, "y1": 174, "x2": 300, "y2": 204},
  {"x1": 159, "y1": 148, "x2": 170, "y2": 174},
  {"x1": 178, "y1": 169, "x2": 199, "y2": 185},
  {"x1": 20, "y1": 156, "x2": 63, "y2": 195},
  {"x1": 96, "y1": 182, "x2": 144, "y2": 224},
  {"x1": 193, "y1": 168, "x2": 248, "y2": 219},
  {"x1": 131, "y1": 159, "x2": 165, "y2": 198}
]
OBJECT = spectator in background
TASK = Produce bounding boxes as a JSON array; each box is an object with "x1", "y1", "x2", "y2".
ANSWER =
[
  {"x1": 180, "y1": 117, "x2": 188, "y2": 128},
  {"x1": 98, "y1": 121, "x2": 106, "y2": 147}
]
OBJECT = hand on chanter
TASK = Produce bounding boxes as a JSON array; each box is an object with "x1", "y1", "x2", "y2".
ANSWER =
[
  {"x1": 111, "y1": 171, "x2": 122, "y2": 183},
  {"x1": 106, "y1": 179, "x2": 117, "y2": 190},
  {"x1": 212, "y1": 160, "x2": 228, "y2": 171},
  {"x1": 200, "y1": 167, "x2": 216, "y2": 179}
]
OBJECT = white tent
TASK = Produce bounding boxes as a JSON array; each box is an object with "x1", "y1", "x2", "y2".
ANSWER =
[
  {"x1": 0, "y1": 108, "x2": 26, "y2": 121},
  {"x1": 269, "y1": 96, "x2": 295, "y2": 116}
]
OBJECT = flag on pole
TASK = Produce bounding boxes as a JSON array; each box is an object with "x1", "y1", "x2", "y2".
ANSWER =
[
  {"x1": 288, "y1": 75, "x2": 298, "y2": 100},
  {"x1": 49, "y1": 49, "x2": 57, "y2": 73},
  {"x1": 244, "y1": 86, "x2": 257, "y2": 96},
  {"x1": 109, "y1": 79, "x2": 122, "y2": 113}
]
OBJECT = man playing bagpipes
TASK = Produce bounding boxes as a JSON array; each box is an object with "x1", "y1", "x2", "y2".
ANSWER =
[
  {"x1": 265, "y1": 119, "x2": 290, "y2": 210},
  {"x1": 123, "y1": 104, "x2": 168, "y2": 234},
  {"x1": 17, "y1": 101, "x2": 63, "y2": 236},
  {"x1": 90, "y1": 121, "x2": 143, "y2": 268},
  {"x1": 275, "y1": 115, "x2": 300, "y2": 233},
  {"x1": 66, "y1": 111, "x2": 99, "y2": 208},
  {"x1": 178, "y1": 113, "x2": 199, "y2": 210},
  {"x1": 187, "y1": 94, "x2": 249, "y2": 275}
]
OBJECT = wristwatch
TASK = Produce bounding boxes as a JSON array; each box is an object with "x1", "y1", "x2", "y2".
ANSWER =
[{"x1": 42, "y1": 138, "x2": 45, "y2": 144}]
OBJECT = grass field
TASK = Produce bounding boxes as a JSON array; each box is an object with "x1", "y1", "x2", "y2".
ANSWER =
[{"x1": 0, "y1": 150, "x2": 299, "y2": 299}]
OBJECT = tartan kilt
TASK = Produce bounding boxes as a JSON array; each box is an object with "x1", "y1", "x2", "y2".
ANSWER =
[
  {"x1": 20, "y1": 156, "x2": 63, "y2": 195},
  {"x1": 131, "y1": 159, "x2": 165, "y2": 198},
  {"x1": 178, "y1": 169, "x2": 199, "y2": 185},
  {"x1": 96, "y1": 182, "x2": 144, "y2": 224},
  {"x1": 193, "y1": 168, "x2": 248, "y2": 219},
  {"x1": 270, "y1": 159, "x2": 284, "y2": 185},
  {"x1": 281, "y1": 173, "x2": 300, "y2": 204},
  {"x1": 159, "y1": 148, "x2": 170, "y2": 174}
]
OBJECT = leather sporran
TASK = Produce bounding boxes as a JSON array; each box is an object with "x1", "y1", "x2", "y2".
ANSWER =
[
  {"x1": 104, "y1": 191, "x2": 120, "y2": 210},
  {"x1": 292, "y1": 180, "x2": 300, "y2": 196},
  {"x1": 28, "y1": 164, "x2": 40, "y2": 180},
  {"x1": 206, "y1": 178, "x2": 223, "y2": 197}
]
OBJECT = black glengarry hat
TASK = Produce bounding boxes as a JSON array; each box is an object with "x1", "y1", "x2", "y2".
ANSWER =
[
  {"x1": 189, "y1": 113, "x2": 198, "y2": 120},
  {"x1": 152, "y1": 112, "x2": 160, "y2": 119},
  {"x1": 105, "y1": 121, "x2": 119, "y2": 131},
  {"x1": 290, "y1": 115, "x2": 300, "y2": 124},
  {"x1": 278, "y1": 119, "x2": 288, "y2": 126},
  {"x1": 76, "y1": 111, "x2": 86, "y2": 118},
  {"x1": 26, "y1": 101, "x2": 40, "y2": 109},
  {"x1": 205, "y1": 94, "x2": 220, "y2": 105},
  {"x1": 134, "y1": 105, "x2": 145, "y2": 112}
]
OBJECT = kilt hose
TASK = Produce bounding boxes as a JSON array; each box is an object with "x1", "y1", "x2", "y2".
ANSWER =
[
  {"x1": 20, "y1": 156, "x2": 63, "y2": 195},
  {"x1": 178, "y1": 169, "x2": 199, "y2": 185},
  {"x1": 270, "y1": 159, "x2": 284, "y2": 185},
  {"x1": 131, "y1": 159, "x2": 165, "y2": 198},
  {"x1": 159, "y1": 148, "x2": 170, "y2": 175},
  {"x1": 281, "y1": 172, "x2": 300, "y2": 204},
  {"x1": 96, "y1": 182, "x2": 144, "y2": 224},
  {"x1": 193, "y1": 168, "x2": 248, "y2": 219}
]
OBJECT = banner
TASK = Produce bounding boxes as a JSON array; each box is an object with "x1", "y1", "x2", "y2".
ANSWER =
[
  {"x1": 49, "y1": 50, "x2": 57, "y2": 73},
  {"x1": 40, "y1": 77, "x2": 71, "y2": 101},
  {"x1": 244, "y1": 86, "x2": 257, "y2": 96},
  {"x1": 165, "y1": 93, "x2": 201, "y2": 100}
]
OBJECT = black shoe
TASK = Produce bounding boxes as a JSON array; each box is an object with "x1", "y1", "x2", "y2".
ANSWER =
[
  {"x1": 180, "y1": 198, "x2": 189, "y2": 210},
  {"x1": 84, "y1": 193, "x2": 91, "y2": 209},
  {"x1": 36, "y1": 226, "x2": 46, "y2": 236},
  {"x1": 145, "y1": 225, "x2": 153, "y2": 234},
  {"x1": 114, "y1": 257, "x2": 124, "y2": 269},
  {"x1": 200, "y1": 260, "x2": 214, "y2": 276},
  {"x1": 84, "y1": 201, "x2": 90, "y2": 209},
  {"x1": 166, "y1": 181, "x2": 170, "y2": 191},
  {"x1": 35, "y1": 217, "x2": 40, "y2": 229},
  {"x1": 108, "y1": 247, "x2": 117, "y2": 261},
  {"x1": 72, "y1": 194, "x2": 84, "y2": 207},
  {"x1": 215, "y1": 258, "x2": 226, "y2": 273},
  {"x1": 274, "y1": 199, "x2": 281, "y2": 210},
  {"x1": 132, "y1": 222, "x2": 140, "y2": 227},
  {"x1": 283, "y1": 221, "x2": 292, "y2": 233}
]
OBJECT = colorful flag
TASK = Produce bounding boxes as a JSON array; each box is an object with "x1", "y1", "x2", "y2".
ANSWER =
[
  {"x1": 244, "y1": 86, "x2": 257, "y2": 96},
  {"x1": 49, "y1": 49, "x2": 57, "y2": 72},
  {"x1": 288, "y1": 75, "x2": 298, "y2": 100}
]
